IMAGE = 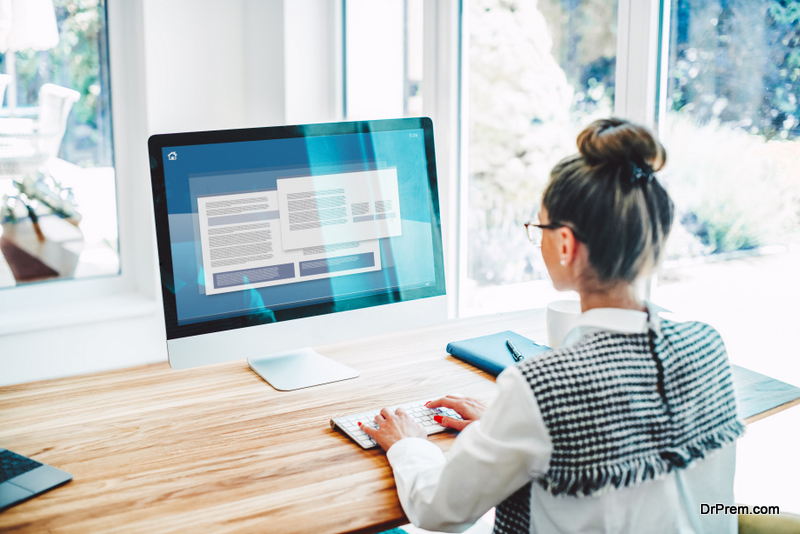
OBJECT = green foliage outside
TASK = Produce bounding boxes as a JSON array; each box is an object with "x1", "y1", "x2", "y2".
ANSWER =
[
  {"x1": 664, "y1": 0, "x2": 800, "y2": 255},
  {"x1": 662, "y1": 116, "x2": 800, "y2": 256},
  {"x1": 670, "y1": 0, "x2": 799, "y2": 141}
]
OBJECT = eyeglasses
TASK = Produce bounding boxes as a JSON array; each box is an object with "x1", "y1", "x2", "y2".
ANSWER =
[{"x1": 524, "y1": 221, "x2": 585, "y2": 247}]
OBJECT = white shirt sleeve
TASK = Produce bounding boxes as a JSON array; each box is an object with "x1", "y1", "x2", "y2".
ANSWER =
[{"x1": 386, "y1": 366, "x2": 553, "y2": 532}]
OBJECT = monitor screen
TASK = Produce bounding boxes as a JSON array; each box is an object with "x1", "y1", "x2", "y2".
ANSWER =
[{"x1": 148, "y1": 118, "x2": 446, "y2": 345}]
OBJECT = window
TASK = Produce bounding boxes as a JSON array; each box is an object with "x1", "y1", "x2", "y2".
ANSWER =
[
  {"x1": 655, "y1": 0, "x2": 800, "y2": 376},
  {"x1": 343, "y1": 0, "x2": 424, "y2": 120},
  {"x1": 0, "y1": 0, "x2": 118, "y2": 289},
  {"x1": 463, "y1": 0, "x2": 618, "y2": 314},
  {"x1": 652, "y1": 0, "x2": 800, "y2": 511}
]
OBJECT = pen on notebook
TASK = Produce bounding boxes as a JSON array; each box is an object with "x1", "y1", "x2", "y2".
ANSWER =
[{"x1": 506, "y1": 339, "x2": 524, "y2": 362}]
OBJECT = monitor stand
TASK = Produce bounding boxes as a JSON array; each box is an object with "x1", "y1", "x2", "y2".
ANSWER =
[{"x1": 248, "y1": 347, "x2": 359, "y2": 391}]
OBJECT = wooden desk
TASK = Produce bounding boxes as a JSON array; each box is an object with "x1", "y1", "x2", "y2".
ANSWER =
[{"x1": 1, "y1": 310, "x2": 798, "y2": 533}]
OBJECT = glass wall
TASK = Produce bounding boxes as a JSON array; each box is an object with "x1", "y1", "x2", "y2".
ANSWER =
[
  {"x1": 659, "y1": 0, "x2": 799, "y2": 261},
  {"x1": 653, "y1": 0, "x2": 800, "y2": 510},
  {"x1": 464, "y1": 0, "x2": 618, "y2": 314},
  {"x1": 0, "y1": 0, "x2": 118, "y2": 289},
  {"x1": 654, "y1": 0, "x2": 800, "y2": 370}
]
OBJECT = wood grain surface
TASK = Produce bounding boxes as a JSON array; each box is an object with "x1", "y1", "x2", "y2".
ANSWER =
[
  {"x1": 0, "y1": 310, "x2": 546, "y2": 533},
  {"x1": 1, "y1": 309, "x2": 797, "y2": 533}
]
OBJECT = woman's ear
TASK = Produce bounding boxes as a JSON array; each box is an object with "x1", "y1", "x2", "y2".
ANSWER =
[{"x1": 557, "y1": 226, "x2": 578, "y2": 266}]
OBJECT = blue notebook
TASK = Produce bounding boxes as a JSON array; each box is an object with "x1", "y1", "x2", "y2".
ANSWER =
[{"x1": 446, "y1": 330, "x2": 552, "y2": 376}]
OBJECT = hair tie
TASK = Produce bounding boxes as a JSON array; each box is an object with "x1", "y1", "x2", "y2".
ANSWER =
[{"x1": 630, "y1": 162, "x2": 654, "y2": 185}]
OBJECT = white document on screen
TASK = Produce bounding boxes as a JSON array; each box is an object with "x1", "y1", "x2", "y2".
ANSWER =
[
  {"x1": 196, "y1": 190, "x2": 382, "y2": 295},
  {"x1": 275, "y1": 168, "x2": 403, "y2": 251}
]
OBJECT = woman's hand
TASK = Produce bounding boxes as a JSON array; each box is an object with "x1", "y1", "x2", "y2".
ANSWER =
[
  {"x1": 360, "y1": 407, "x2": 427, "y2": 451},
  {"x1": 426, "y1": 395, "x2": 487, "y2": 431}
]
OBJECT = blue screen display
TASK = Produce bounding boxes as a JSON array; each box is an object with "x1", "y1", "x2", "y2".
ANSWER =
[{"x1": 161, "y1": 129, "x2": 439, "y2": 326}]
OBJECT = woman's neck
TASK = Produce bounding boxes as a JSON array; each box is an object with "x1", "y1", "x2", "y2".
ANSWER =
[{"x1": 578, "y1": 282, "x2": 645, "y2": 313}]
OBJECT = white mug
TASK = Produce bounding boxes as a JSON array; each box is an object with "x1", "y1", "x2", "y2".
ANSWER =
[{"x1": 546, "y1": 300, "x2": 582, "y2": 349}]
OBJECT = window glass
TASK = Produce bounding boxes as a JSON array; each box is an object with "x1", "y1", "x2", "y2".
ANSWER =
[
  {"x1": 656, "y1": 0, "x2": 800, "y2": 367},
  {"x1": 344, "y1": 0, "x2": 423, "y2": 120},
  {"x1": 0, "y1": 0, "x2": 118, "y2": 289},
  {"x1": 464, "y1": 0, "x2": 617, "y2": 314},
  {"x1": 654, "y1": 0, "x2": 800, "y2": 510},
  {"x1": 660, "y1": 0, "x2": 799, "y2": 260}
]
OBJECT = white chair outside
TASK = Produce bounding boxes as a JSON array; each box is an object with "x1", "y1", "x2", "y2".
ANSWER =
[
  {"x1": 0, "y1": 83, "x2": 80, "y2": 177},
  {"x1": 34, "y1": 83, "x2": 81, "y2": 160}
]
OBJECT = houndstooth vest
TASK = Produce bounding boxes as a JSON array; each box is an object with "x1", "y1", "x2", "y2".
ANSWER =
[{"x1": 493, "y1": 319, "x2": 744, "y2": 534}]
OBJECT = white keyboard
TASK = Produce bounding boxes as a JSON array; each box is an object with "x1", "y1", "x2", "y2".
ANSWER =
[{"x1": 330, "y1": 399, "x2": 464, "y2": 449}]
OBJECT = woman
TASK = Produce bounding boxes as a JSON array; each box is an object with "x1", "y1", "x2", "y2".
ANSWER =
[{"x1": 361, "y1": 118, "x2": 744, "y2": 533}]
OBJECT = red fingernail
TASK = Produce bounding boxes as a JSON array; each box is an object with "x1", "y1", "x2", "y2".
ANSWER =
[
  {"x1": 434, "y1": 415, "x2": 443, "y2": 423},
  {"x1": 358, "y1": 422, "x2": 362, "y2": 426},
  {"x1": 425, "y1": 401, "x2": 431, "y2": 406}
]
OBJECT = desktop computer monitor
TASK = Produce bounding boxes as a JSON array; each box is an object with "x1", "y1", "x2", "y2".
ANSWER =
[{"x1": 148, "y1": 117, "x2": 447, "y2": 390}]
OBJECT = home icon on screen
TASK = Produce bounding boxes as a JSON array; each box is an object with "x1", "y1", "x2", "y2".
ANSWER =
[{"x1": 168, "y1": 151, "x2": 177, "y2": 161}]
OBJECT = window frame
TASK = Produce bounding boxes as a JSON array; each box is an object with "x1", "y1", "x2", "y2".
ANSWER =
[
  {"x1": 0, "y1": 0, "x2": 157, "y2": 337},
  {"x1": 615, "y1": 0, "x2": 664, "y2": 130},
  {"x1": 421, "y1": 0, "x2": 463, "y2": 318}
]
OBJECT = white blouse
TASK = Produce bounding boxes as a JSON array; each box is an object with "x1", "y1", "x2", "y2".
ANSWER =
[{"x1": 386, "y1": 306, "x2": 738, "y2": 533}]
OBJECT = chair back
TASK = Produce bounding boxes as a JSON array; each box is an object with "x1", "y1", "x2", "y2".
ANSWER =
[{"x1": 35, "y1": 83, "x2": 81, "y2": 158}]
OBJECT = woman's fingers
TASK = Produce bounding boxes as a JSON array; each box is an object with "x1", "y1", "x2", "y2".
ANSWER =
[
  {"x1": 360, "y1": 405, "x2": 428, "y2": 451},
  {"x1": 434, "y1": 415, "x2": 471, "y2": 431},
  {"x1": 363, "y1": 400, "x2": 478, "y2": 445},
  {"x1": 427, "y1": 396, "x2": 485, "y2": 420},
  {"x1": 426, "y1": 395, "x2": 487, "y2": 427},
  {"x1": 425, "y1": 395, "x2": 464, "y2": 410}
]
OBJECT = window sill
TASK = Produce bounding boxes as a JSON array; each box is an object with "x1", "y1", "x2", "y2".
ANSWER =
[{"x1": 0, "y1": 292, "x2": 158, "y2": 337}]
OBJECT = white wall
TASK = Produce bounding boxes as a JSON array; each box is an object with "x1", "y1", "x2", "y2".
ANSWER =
[
  {"x1": 284, "y1": 0, "x2": 342, "y2": 124},
  {"x1": 243, "y1": 0, "x2": 287, "y2": 126},
  {"x1": 142, "y1": 0, "x2": 341, "y2": 134},
  {"x1": 2, "y1": 311, "x2": 167, "y2": 385},
  {"x1": 345, "y1": 1, "x2": 405, "y2": 120},
  {"x1": 143, "y1": 0, "x2": 249, "y2": 133}
]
